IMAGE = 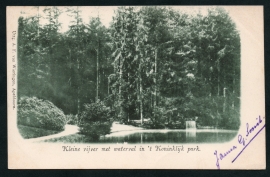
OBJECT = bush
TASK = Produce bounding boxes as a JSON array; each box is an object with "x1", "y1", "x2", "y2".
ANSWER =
[
  {"x1": 18, "y1": 96, "x2": 66, "y2": 131},
  {"x1": 142, "y1": 120, "x2": 165, "y2": 129},
  {"x1": 144, "y1": 107, "x2": 166, "y2": 129},
  {"x1": 78, "y1": 101, "x2": 113, "y2": 141},
  {"x1": 66, "y1": 114, "x2": 78, "y2": 125},
  {"x1": 166, "y1": 121, "x2": 186, "y2": 129}
]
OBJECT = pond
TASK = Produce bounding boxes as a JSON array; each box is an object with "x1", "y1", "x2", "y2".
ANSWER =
[{"x1": 99, "y1": 129, "x2": 238, "y2": 144}]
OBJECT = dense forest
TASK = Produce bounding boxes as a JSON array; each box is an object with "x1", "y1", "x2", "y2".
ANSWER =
[{"x1": 18, "y1": 6, "x2": 240, "y2": 131}]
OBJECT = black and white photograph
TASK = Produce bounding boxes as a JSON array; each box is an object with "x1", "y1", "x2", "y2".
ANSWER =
[{"x1": 7, "y1": 6, "x2": 265, "y2": 169}]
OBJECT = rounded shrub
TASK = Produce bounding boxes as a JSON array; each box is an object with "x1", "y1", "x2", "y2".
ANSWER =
[
  {"x1": 78, "y1": 101, "x2": 113, "y2": 141},
  {"x1": 18, "y1": 96, "x2": 66, "y2": 131}
]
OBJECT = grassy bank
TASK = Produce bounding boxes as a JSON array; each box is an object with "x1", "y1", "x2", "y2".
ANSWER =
[
  {"x1": 41, "y1": 133, "x2": 93, "y2": 143},
  {"x1": 18, "y1": 125, "x2": 61, "y2": 139}
]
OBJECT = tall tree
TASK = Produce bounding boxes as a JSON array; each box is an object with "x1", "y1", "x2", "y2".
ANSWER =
[
  {"x1": 139, "y1": 7, "x2": 172, "y2": 110},
  {"x1": 111, "y1": 7, "x2": 140, "y2": 122},
  {"x1": 66, "y1": 6, "x2": 86, "y2": 114}
]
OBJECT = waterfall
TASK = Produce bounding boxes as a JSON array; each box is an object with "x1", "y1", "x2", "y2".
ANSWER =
[{"x1": 186, "y1": 121, "x2": 196, "y2": 129}]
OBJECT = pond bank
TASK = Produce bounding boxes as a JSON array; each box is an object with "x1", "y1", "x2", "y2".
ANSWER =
[{"x1": 110, "y1": 122, "x2": 144, "y2": 133}]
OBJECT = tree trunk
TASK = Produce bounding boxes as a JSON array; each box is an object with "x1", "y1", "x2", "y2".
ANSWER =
[
  {"x1": 77, "y1": 57, "x2": 80, "y2": 114},
  {"x1": 127, "y1": 72, "x2": 130, "y2": 122},
  {"x1": 139, "y1": 62, "x2": 143, "y2": 125},
  {"x1": 223, "y1": 87, "x2": 226, "y2": 113},
  {"x1": 119, "y1": 55, "x2": 123, "y2": 119},
  {"x1": 136, "y1": 75, "x2": 140, "y2": 118},
  {"x1": 232, "y1": 68, "x2": 235, "y2": 109},
  {"x1": 96, "y1": 40, "x2": 99, "y2": 102},
  {"x1": 76, "y1": 6, "x2": 80, "y2": 114},
  {"x1": 217, "y1": 60, "x2": 220, "y2": 96},
  {"x1": 108, "y1": 76, "x2": 110, "y2": 96},
  {"x1": 154, "y1": 47, "x2": 158, "y2": 108}
]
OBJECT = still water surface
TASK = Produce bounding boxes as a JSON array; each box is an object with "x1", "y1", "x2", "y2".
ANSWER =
[{"x1": 100, "y1": 129, "x2": 238, "y2": 144}]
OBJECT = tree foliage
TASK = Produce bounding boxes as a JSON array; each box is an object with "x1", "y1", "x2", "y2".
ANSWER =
[{"x1": 18, "y1": 6, "x2": 240, "y2": 130}]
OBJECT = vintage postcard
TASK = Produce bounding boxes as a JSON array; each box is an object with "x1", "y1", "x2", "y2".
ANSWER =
[{"x1": 7, "y1": 6, "x2": 265, "y2": 169}]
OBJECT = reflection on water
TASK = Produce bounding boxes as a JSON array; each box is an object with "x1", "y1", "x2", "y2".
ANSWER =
[
  {"x1": 186, "y1": 130, "x2": 196, "y2": 142},
  {"x1": 99, "y1": 129, "x2": 238, "y2": 144}
]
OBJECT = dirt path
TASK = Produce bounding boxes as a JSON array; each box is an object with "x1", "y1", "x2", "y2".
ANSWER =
[
  {"x1": 25, "y1": 122, "x2": 143, "y2": 143},
  {"x1": 25, "y1": 124, "x2": 79, "y2": 143}
]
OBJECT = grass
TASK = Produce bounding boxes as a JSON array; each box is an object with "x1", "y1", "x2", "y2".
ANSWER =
[
  {"x1": 41, "y1": 133, "x2": 93, "y2": 143},
  {"x1": 18, "y1": 124, "x2": 61, "y2": 139}
]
